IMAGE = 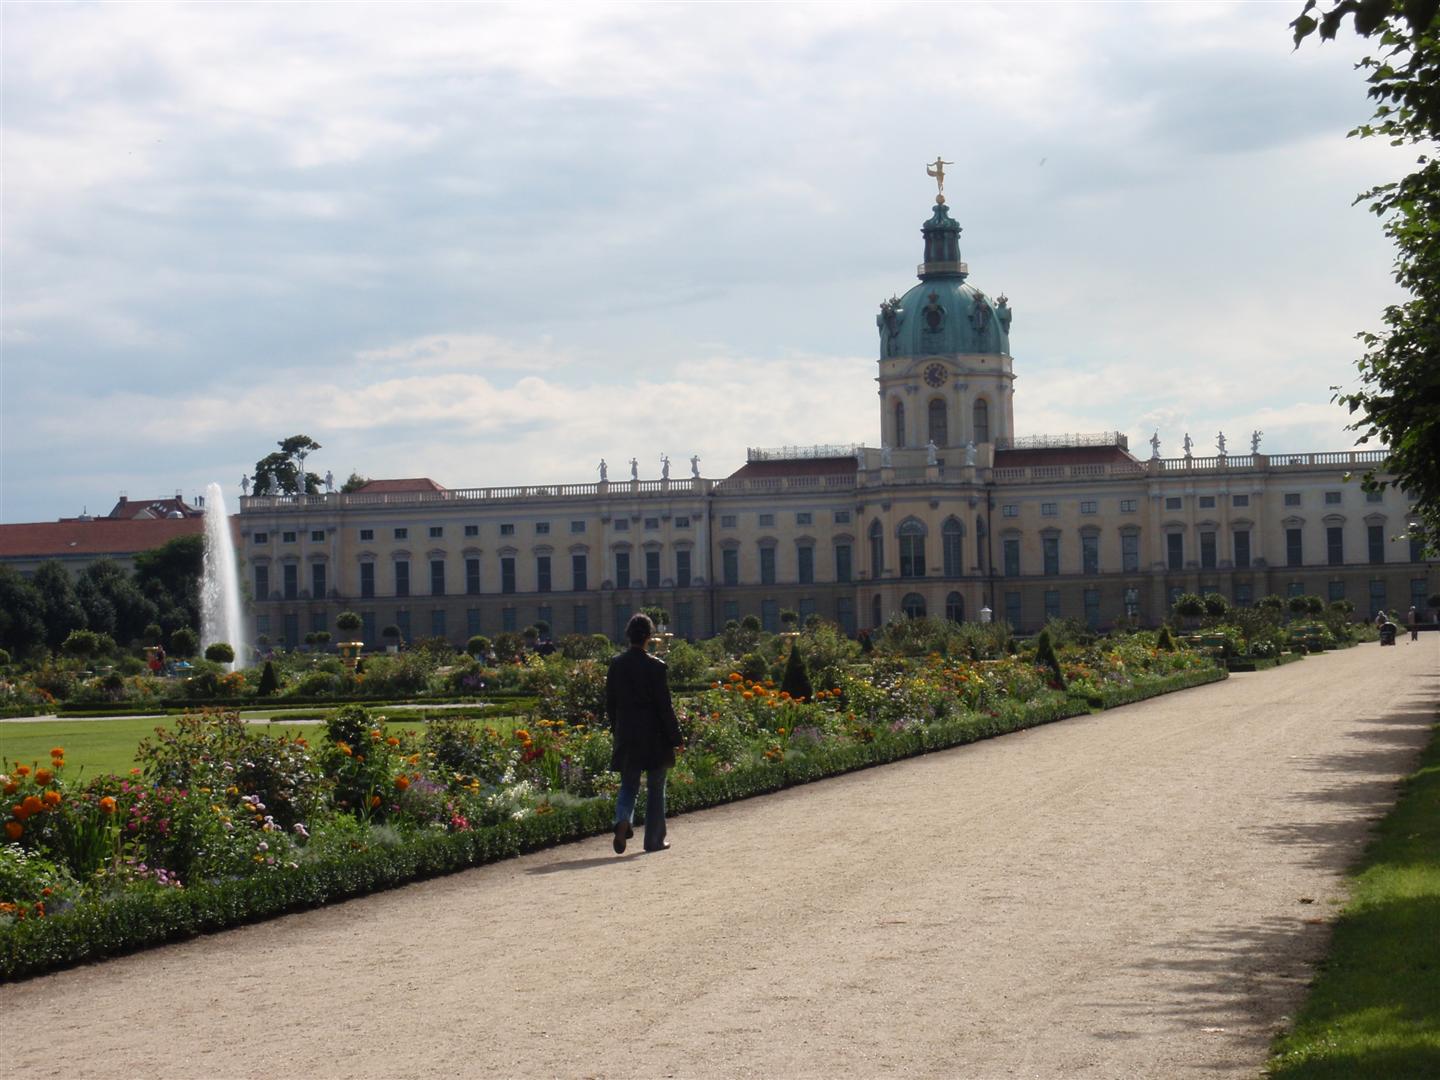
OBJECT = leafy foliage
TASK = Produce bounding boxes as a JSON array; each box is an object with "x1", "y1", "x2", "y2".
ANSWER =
[{"x1": 251, "y1": 435, "x2": 323, "y2": 496}]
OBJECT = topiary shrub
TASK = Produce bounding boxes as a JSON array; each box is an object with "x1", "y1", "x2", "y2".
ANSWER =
[
  {"x1": 779, "y1": 642, "x2": 814, "y2": 701},
  {"x1": 336, "y1": 611, "x2": 362, "y2": 635},
  {"x1": 169, "y1": 627, "x2": 199, "y2": 658},
  {"x1": 257, "y1": 660, "x2": 279, "y2": 697},
  {"x1": 1035, "y1": 628, "x2": 1065, "y2": 688},
  {"x1": 1202, "y1": 593, "x2": 1230, "y2": 618},
  {"x1": 1172, "y1": 593, "x2": 1205, "y2": 619},
  {"x1": 1157, "y1": 625, "x2": 1177, "y2": 651},
  {"x1": 466, "y1": 635, "x2": 491, "y2": 659},
  {"x1": 738, "y1": 652, "x2": 769, "y2": 683},
  {"x1": 204, "y1": 642, "x2": 235, "y2": 664}
]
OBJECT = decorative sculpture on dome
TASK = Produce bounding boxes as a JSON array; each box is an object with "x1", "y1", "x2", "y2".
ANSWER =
[
  {"x1": 877, "y1": 296, "x2": 904, "y2": 356},
  {"x1": 926, "y1": 156, "x2": 953, "y2": 203},
  {"x1": 922, "y1": 292, "x2": 945, "y2": 333},
  {"x1": 996, "y1": 293, "x2": 1012, "y2": 333}
]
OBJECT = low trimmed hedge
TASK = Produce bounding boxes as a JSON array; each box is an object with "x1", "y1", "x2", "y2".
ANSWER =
[{"x1": 0, "y1": 666, "x2": 1224, "y2": 981}]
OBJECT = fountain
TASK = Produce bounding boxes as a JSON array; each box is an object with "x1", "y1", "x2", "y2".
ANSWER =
[{"x1": 201, "y1": 481, "x2": 248, "y2": 670}]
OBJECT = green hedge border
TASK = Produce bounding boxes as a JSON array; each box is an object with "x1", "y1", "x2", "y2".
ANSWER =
[{"x1": 0, "y1": 666, "x2": 1225, "y2": 981}]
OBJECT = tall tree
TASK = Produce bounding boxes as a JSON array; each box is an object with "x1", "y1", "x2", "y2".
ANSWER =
[
  {"x1": 0, "y1": 567, "x2": 46, "y2": 656},
  {"x1": 252, "y1": 434, "x2": 323, "y2": 496},
  {"x1": 31, "y1": 561, "x2": 87, "y2": 649},
  {"x1": 133, "y1": 534, "x2": 204, "y2": 634},
  {"x1": 75, "y1": 559, "x2": 158, "y2": 645},
  {"x1": 1294, "y1": 0, "x2": 1440, "y2": 549}
]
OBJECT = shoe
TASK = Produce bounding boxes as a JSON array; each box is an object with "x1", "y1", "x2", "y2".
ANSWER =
[
  {"x1": 644, "y1": 840, "x2": 671, "y2": 852},
  {"x1": 612, "y1": 821, "x2": 633, "y2": 854}
]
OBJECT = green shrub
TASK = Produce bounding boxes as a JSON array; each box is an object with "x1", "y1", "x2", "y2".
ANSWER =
[
  {"x1": 257, "y1": 661, "x2": 279, "y2": 696},
  {"x1": 1035, "y1": 628, "x2": 1065, "y2": 688},
  {"x1": 780, "y1": 642, "x2": 814, "y2": 701},
  {"x1": 204, "y1": 642, "x2": 235, "y2": 664},
  {"x1": 169, "y1": 627, "x2": 199, "y2": 658},
  {"x1": 737, "y1": 652, "x2": 769, "y2": 683},
  {"x1": 1157, "y1": 625, "x2": 1177, "y2": 651},
  {"x1": 1202, "y1": 593, "x2": 1230, "y2": 618},
  {"x1": 1172, "y1": 593, "x2": 1206, "y2": 618}
]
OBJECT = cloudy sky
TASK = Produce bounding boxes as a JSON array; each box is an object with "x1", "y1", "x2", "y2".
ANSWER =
[{"x1": 1, "y1": 1, "x2": 1407, "y2": 523}]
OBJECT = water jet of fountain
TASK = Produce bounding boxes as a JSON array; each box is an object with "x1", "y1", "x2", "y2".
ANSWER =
[{"x1": 201, "y1": 481, "x2": 248, "y2": 670}]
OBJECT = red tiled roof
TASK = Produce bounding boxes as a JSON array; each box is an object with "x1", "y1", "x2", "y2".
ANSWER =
[
  {"x1": 993, "y1": 445, "x2": 1141, "y2": 468},
  {"x1": 725, "y1": 458, "x2": 857, "y2": 480},
  {"x1": 103, "y1": 496, "x2": 202, "y2": 520},
  {"x1": 0, "y1": 517, "x2": 205, "y2": 559},
  {"x1": 355, "y1": 478, "x2": 447, "y2": 494}
]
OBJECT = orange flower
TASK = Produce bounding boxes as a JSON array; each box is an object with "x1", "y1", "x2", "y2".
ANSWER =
[
  {"x1": 15, "y1": 765, "x2": 30, "y2": 777},
  {"x1": 11, "y1": 803, "x2": 28, "y2": 821},
  {"x1": 370, "y1": 730, "x2": 382, "y2": 741},
  {"x1": 728, "y1": 672, "x2": 742, "y2": 682},
  {"x1": 2, "y1": 781, "x2": 16, "y2": 797},
  {"x1": 337, "y1": 743, "x2": 353, "y2": 757},
  {"x1": 49, "y1": 747, "x2": 65, "y2": 758},
  {"x1": 742, "y1": 691, "x2": 754, "y2": 700},
  {"x1": 3, "y1": 821, "x2": 20, "y2": 841},
  {"x1": 52, "y1": 760, "x2": 64, "y2": 769},
  {"x1": 386, "y1": 737, "x2": 400, "y2": 747},
  {"x1": 42, "y1": 790, "x2": 62, "y2": 807},
  {"x1": 34, "y1": 769, "x2": 53, "y2": 786},
  {"x1": 21, "y1": 795, "x2": 43, "y2": 816},
  {"x1": 99, "y1": 796, "x2": 117, "y2": 814},
  {"x1": 394, "y1": 776, "x2": 410, "y2": 791},
  {"x1": 370, "y1": 794, "x2": 382, "y2": 808}
]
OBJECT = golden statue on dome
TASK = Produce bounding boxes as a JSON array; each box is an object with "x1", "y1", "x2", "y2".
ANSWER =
[{"x1": 926, "y1": 156, "x2": 953, "y2": 203}]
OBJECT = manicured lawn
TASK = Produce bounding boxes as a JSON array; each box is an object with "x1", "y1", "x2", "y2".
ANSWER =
[{"x1": 1267, "y1": 721, "x2": 1440, "y2": 1077}]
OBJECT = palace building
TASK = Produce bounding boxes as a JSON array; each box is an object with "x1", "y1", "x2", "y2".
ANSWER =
[{"x1": 237, "y1": 188, "x2": 1435, "y2": 649}]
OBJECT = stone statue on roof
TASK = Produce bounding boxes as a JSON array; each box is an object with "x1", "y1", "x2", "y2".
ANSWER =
[
  {"x1": 598, "y1": 458, "x2": 607, "y2": 482},
  {"x1": 240, "y1": 474, "x2": 250, "y2": 496},
  {"x1": 881, "y1": 444, "x2": 893, "y2": 468},
  {"x1": 926, "y1": 440, "x2": 938, "y2": 465},
  {"x1": 1183, "y1": 432, "x2": 1193, "y2": 457},
  {"x1": 629, "y1": 457, "x2": 638, "y2": 481},
  {"x1": 1149, "y1": 431, "x2": 1160, "y2": 459},
  {"x1": 690, "y1": 454, "x2": 700, "y2": 479},
  {"x1": 1216, "y1": 431, "x2": 1227, "y2": 456},
  {"x1": 965, "y1": 440, "x2": 977, "y2": 466},
  {"x1": 1251, "y1": 429, "x2": 1263, "y2": 454},
  {"x1": 661, "y1": 455, "x2": 670, "y2": 481}
]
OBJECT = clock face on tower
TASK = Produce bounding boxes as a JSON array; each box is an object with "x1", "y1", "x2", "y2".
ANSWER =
[{"x1": 923, "y1": 363, "x2": 947, "y2": 388}]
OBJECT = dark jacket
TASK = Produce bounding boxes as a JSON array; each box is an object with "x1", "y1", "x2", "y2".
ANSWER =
[{"x1": 606, "y1": 647, "x2": 683, "y2": 772}]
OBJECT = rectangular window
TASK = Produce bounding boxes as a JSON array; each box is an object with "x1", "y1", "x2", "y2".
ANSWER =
[
  {"x1": 613, "y1": 603, "x2": 629, "y2": 641},
  {"x1": 1004, "y1": 590, "x2": 1022, "y2": 629},
  {"x1": 537, "y1": 604, "x2": 552, "y2": 632},
  {"x1": 429, "y1": 526, "x2": 443, "y2": 539},
  {"x1": 1286, "y1": 528, "x2": 1303, "y2": 567},
  {"x1": 310, "y1": 530, "x2": 326, "y2": 543},
  {"x1": 720, "y1": 514, "x2": 737, "y2": 529},
  {"x1": 615, "y1": 552, "x2": 630, "y2": 589},
  {"x1": 467, "y1": 609, "x2": 481, "y2": 636},
  {"x1": 835, "y1": 543, "x2": 852, "y2": 583},
  {"x1": 280, "y1": 563, "x2": 297, "y2": 599},
  {"x1": 1325, "y1": 491, "x2": 1342, "y2": 505},
  {"x1": 1002, "y1": 504, "x2": 1019, "y2": 518},
  {"x1": 572, "y1": 554, "x2": 587, "y2": 592},
  {"x1": 283, "y1": 613, "x2": 299, "y2": 648},
  {"x1": 1288, "y1": 581, "x2": 1305, "y2": 597},
  {"x1": 723, "y1": 548, "x2": 739, "y2": 586},
  {"x1": 1369, "y1": 578, "x2": 1387, "y2": 615},
  {"x1": 675, "y1": 517, "x2": 690, "y2": 528},
  {"x1": 502, "y1": 607, "x2": 517, "y2": 633},
  {"x1": 797, "y1": 545, "x2": 814, "y2": 585},
  {"x1": 1044, "y1": 589, "x2": 1061, "y2": 619},
  {"x1": 311, "y1": 562, "x2": 327, "y2": 599},
  {"x1": 1041, "y1": 503, "x2": 1058, "y2": 517},
  {"x1": 1328, "y1": 579, "x2": 1346, "y2": 602},
  {"x1": 1164, "y1": 497, "x2": 1182, "y2": 511},
  {"x1": 395, "y1": 611, "x2": 411, "y2": 641},
  {"x1": 570, "y1": 520, "x2": 586, "y2": 534},
  {"x1": 1327, "y1": 526, "x2": 1345, "y2": 566},
  {"x1": 431, "y1": 609, "x2": 446, "y2": 638},
  {"x1": 466, "y1": 558, "x2": 481, "y2": 595},
  {"x1": 1167, "y1": 533, "x2": 1183, "y2": 571},
  {"x1": 1232, "y1": 494, "x2": 1250, "y2": 508},
  {"x1": 309, "y1": 611, "x2": 327, "y2": 634},
  {"x1": 501, "y1": 557, "x2": 516, "y2": 594},
  {"x1": 430, "y1": 559, "x2": 445, "y2": 596},
  {"x1": 1080, "y1": 500, "x2": 1097, "y2": 515},
  {"x1": 1004, "y1": 537, "x2": 1020, "y2": 577},
  {"x1": 394, "y1": 560, "x2": 410, "y2": 598},
  {"x1": 1413, "y1": 578, "x2": 1429, "y2": 613},
  {"x1": 537, "y1": 555, "x2": 552, "y2": 593},
  {"x1": 676, "y1": 601, "x2": 693, "y2": 640},
  {"x1": 612, "y1": 518, "x2": 629, "y2": 531},
  {"x1": 1043, "y1": 536, "x2": 1060, "y2": 576},
  {"x1": 359, "y1": 529, "x2": 372, "y2": 542},
  {"x1": 1084, "y1": 587, "x2": 1100, "y2": 629},
  {"x1": 1234, "y1": 531, "x2": 1251, "y2": 569},
  {"x1": 393, "y1": 528, "x2": 408, "y2": 540},
  {"x1": 833, "y1": 510, "x2": 851, "y2": 524},
  {"x1": 1198, "y1": 496, "x2": 1216, "y2": 509},
  {"x1": 573, "y1": 604, "x2": 589, "y2": 635},
  {"x1": 759, "y1": 547, "x2": 776, "y2": 585},
  {"x1": 836, "y1": 596, "x2": 855, "y2": 636},
  {"x1": 676, "y1": 549, "x2": 691, "y2": 588},
  {"x1": 253, "y1": 532, "x2": 269, "y2": 544},
  {"x1": 1366, "y1": 490, "x2": 1384, "y2": 503},
  {"x1": 279, "y1": 531, "x2": 296, "y2": 544},
  {"x1": 500, "y1": 523, "x2": 514, "y2": 536},
  {"x1": 645, "y1": 550, "x2": 660, "y2": 588},
  {"x1": 644, "y1": 518, "x2": 659, "y2": 530},
  {"x1": 1284, "y1": 493, "x2": 1301, "y2": 507},
  {"x1": 1200, "y1": 531, "x2": 1217, "y2": 569},
  {"x1": 723, "y1": 600, "x2": 740, "y2": 625},
  {"x1": 254, "y1": 564, "x2": 269, "y2": 601},
  {"x1": 1234, "y1": 583, "x2": 1252, "y2": 607},
  {"x1": 360, "y1": 562, "x2": 375, "y2": 599},
  {"x1": 761, "y1": 599, "x2": 779, "y2": 634},
  {"x1": 1122, "y1": 532, "x2": 1140, "y2": 573},
  {"x1": 1120, "y1": 499, "x2": 1138, "y2": 513},
  {"x1": 465, "y1": 525, "x2": 479, "y2": 537},
  {"x1": 758, "y1": 513, "x2": 775, "y2": 527},
  {"x1": 361, "y1": 611, "x2": 376, "y2": 645},
  {"x1": 796, "y1": 512, "x2": 813, "y2": 526},
  {"x1": 1081, "y1": 534, "x2": 1099, "y2": 575},
  {"x1": 535, "y1": 522, "x2": 550, "y2": 535},
  {"x1": 1368, "y1": 524, "x2": 1385, "y2": 564},
  {"x1": 1412, "y1": 534, "x2": 1427, "y2": 563}
]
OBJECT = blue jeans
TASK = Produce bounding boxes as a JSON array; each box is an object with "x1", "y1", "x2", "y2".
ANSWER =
[{"x1": 615, "y1": 767, "x2": 668, "y2": 850}]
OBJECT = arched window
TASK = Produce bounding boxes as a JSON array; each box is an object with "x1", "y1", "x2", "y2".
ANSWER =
[
  {"x1": 946, "y1": 591, "x2": 965, "y2": 623},
  {"x1": 894, "y1": 400, "x2": 906, "y2": 447},
  {"x1": 899, "y1": 519, "x2": 926, "y2": 578},
  {"x1": 942, "y1": 518, "x2": 964, "y2": 577},
  {"x1": 869, "y1": 519, "x2": 885, "y2": 580},
  {"x1": 871, "y1": 593, "x2": 883, "y2": 629},
  {"x1": 973, "y1": 398, "x2": 990, "y2": 444},
  {"x1": 902, "y1": 592, "x2": 927, "y2": 619},
  {"x1": 928, "y1": 398, "x2": 948, "y2": 447}
]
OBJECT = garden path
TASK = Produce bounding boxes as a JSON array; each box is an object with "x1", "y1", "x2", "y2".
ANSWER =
[{"x1": 5, "y1": 638, "x2": 1438, "y2": 1079}]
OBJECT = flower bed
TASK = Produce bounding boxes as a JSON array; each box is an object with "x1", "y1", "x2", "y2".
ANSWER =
[{"x1": 1, "y1": 643, "x2": 1221, "y2": 981}]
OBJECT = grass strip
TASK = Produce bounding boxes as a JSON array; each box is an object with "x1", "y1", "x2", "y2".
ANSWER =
[{"x1": 1267, "y1": 717, "x2": 1440, "y2": 1078}]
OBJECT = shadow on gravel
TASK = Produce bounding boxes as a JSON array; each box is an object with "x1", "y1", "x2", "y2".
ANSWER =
[{"x1": 525, "y1": 853, "x2": 644, "y2": 874}]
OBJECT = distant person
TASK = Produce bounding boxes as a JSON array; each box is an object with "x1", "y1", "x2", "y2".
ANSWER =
[
  {"x1": 1375, "y1": 610, "x2": 1388, "y2": 630},
  {"x1": 1408, "y1": 605, "x2": 1420, "y2": 642},
  {"x1": 606, "y1": 613, "x2": 683, "y2": 854}
]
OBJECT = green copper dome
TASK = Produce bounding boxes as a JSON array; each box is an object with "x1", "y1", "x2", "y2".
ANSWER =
[{"x1": 876, "y1": 201, "x2": 1011, "y2": 359}]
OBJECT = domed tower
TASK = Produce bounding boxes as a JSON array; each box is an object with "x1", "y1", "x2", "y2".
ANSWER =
[{"x1": 876, "y1": 168, "x2": 1015, "y2": 452}]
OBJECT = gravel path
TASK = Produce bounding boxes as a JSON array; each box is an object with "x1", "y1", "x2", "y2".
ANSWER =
[{"x1": 5, "y1": 640, "x2": 1437, "y2": 1079}]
